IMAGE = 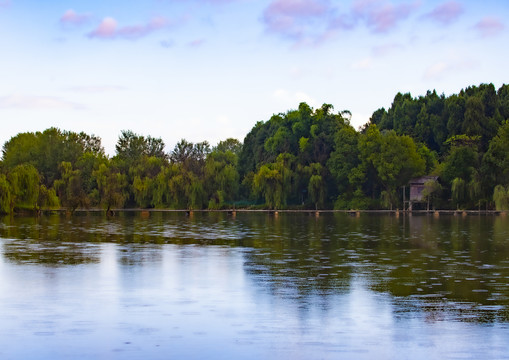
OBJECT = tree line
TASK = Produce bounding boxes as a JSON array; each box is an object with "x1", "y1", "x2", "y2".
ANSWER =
[{"x1": 1, "y1": 83, "x2": 509, "y2": 214}]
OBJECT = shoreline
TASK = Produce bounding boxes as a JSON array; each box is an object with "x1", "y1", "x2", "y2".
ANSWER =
[{"x1": 31, "y1": 208, "x2": 508, "y2": 216}]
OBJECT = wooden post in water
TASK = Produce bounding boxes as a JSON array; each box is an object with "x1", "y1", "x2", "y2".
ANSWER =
[{"x1": 402, "y1": 186, "x2": 406, "y2": 211}]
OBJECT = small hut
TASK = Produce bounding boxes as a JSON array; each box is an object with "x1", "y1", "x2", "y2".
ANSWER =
[{"x1": 407, "y1": 176, "x2": 439, "y2": 211}]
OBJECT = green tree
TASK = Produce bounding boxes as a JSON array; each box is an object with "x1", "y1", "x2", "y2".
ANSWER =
[
  {"x1": 253, "y1": 164, "x2": 282, "y2": 209},
  {"x1": 358, "y1": 125, "x2": 425, "y2": 209},
  {"x1": 214, "y1": 138, "x2": 242, "y2": 155},
  {"x1": 493, "y1": 185, "x2": 509, "y2": 211},
  {"x1": 482, "y1": 121, "x2": 509, "y2": 189},
  {"x1": 115, "y1": 130, "x2": 167, "y2": 163},
  {"x1": 306, "y1": 163, "x2": 325, "y2": 209},
  {"x1": 171, "y1": 139, "x2": 210, "y2": 177},
  {"x1": 2, "y1": 128, "x2": 104, "y2": 188},
  {"x1": 441, "y1": 140, "x2": 479, "y2": 185},
  {"x1": 451, "y1": 177, "x2": 466, "y2": 209},
  {"x1": 0, "y1": 174, "x2": 11, "y2": 214},
  {"x1": 1, "y1": 132, "x2": 39, "y2": 170},
  {"x1": 421, "y1": 179, "x2": 441, "y2": 211},
  {"x1": 327, "y1": 125, "x2": 360, "y2": 196},
  {"x1": 7, "y1": 164, "x2": 40, "y2": 211},
  {"x1": 37, "y1": 185, "x2": 59, "y2": 210},
  {"x1": 205, "y1": 145, "x2": 240, "y2": 208},
  {"x1": 54, "y1": 162, "x2": 89, "y2": 213},
  {"x1": 93, "y1": 163, "x2": 127, "y2": 213}
]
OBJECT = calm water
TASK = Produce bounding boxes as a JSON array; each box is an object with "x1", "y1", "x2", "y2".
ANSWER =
[{"x1": 0, "y1": 212, "x2": 508, "y2": 359}]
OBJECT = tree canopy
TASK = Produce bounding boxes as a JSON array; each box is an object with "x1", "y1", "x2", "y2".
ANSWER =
[{"x1": 1, "y1": 83, "x2": 508, "y2": 213}]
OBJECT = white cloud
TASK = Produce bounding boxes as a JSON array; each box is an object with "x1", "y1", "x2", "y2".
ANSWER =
[
  {"x1": 273, "y1": 89, "x2": 319, "y2": 108},
  {"x1": 424, "y1": 62, "x2": 448, "y2": 79},
  {"x1": 423, "y1": 60, "x2": 477, "y2": 80},
  {"x1": 351, "y1": 57, "x2": 373, "y2": 70}
]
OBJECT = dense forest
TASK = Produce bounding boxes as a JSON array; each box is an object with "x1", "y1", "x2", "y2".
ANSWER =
[{"x1": 1, "y1": 83, "x2": 509, "y2": 214}]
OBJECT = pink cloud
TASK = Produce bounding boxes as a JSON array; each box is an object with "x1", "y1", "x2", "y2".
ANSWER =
[
  {"x1": 423, "y1": 1, "x2": 463, "y2": 25},
  {"x1": 88, "y1": 16, "x2": 171, "y2": 40},
  {"x1": 352, "y1": 0, "x2": 419, "y2": 33},
  {"x1": 262, "y1": 0, "x2": 332, "y2": 40},
  {"x1": 265, "y1": 0, "x2": 328, "y2": 17},
  {"x1": 474, "y1": 17, "x2": 505, "y2": 37},
  {"x1": 262, "y1": 0, "x2": 420, "y2": 45},
  {"x1": 60, "y1": 9, "x2": 92, "y2": 27},
  {"x1": 89, "y1": 17, "x2": 117, "y2": 38}
]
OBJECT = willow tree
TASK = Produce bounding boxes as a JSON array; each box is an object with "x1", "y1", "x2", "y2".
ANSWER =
[
  {"x1": 205, "y1": 144, "x2": 240, "y2": 209},
  {"x1": 0, "y1": 174, "x2": 11, "y2": 214},
  {"x1": 7, "y1": 164, "x2": 40, "y2": 211},
  {"x1": 54, "y1": 162, "x2": 89, "y2": 213},
  {"x1": 93, "y1": 163, "x2": 127, "y2": 214},
  {"x1": 451, "y1": 177, "x2": 466, "y2": 210},
  {"x1": 493, "y1": 185, "x2": 509, "y2": 211},
  {"x1": 37, "y1": 185, "x2": 60, "y2": 210},
  {"x1": 253, "y1": 164, "x2": 282, "y2": 209},
  {"x1": 306, "y1": 163, "x2": 325, "y2": 210}
]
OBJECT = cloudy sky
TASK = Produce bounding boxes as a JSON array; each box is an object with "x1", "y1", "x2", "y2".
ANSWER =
[{"x1": 0, "y1": 0, "x2": 508, "y2": 155}]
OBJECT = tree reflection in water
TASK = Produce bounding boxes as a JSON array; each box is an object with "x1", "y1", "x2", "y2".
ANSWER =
[{"x1": 1, "y1": 212, "x2": 508, "y2": 322}]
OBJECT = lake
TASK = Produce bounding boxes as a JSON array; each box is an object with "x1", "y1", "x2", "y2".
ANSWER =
[{"x1": 0, "y1": 212, "x2": 508, "y2": 359}]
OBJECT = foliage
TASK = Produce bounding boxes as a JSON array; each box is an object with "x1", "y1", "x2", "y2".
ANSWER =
[
  {"x1": 38, "y1": 185, "x2": 60, "y2": 209},
  {"x1": 93, "y1": 163, "x2": 127, "y2": 212},
  {"x1": 306, "y1": 163, "x2": 325, "y2": 210},
  {"x1": 2, "y1": 128, "x2": 104, "y2": 187},
  {"x1": 54, "y1": 162, "x2": 89, "y2": 213},
  {"x1": 421, "y1": 179, "x2": 441, "y2": 210},
  {"x1": 1, "y1": 83, "x2": 509, "y2": 212},
  {"x1": 451, "y1": 177, "x2": 466, "y2": 209},
  {"x1": 7, "y1": 164, "x2": 40, "y2": 211},
  {"x1": 493, "y1": 185, "x2": 509, "y2": 211},
  {"x1": 0, "y1": 174, "x2": 10, "y2": 214},
  {"x1": 482, "y1": 121, "x2": 509, "y2": 189},
  {"x1": 253, "y1": 164, "x2": 282, "y2": 209},
  {"x1": 116, "y1": 130, "x2": 167, "y2": 163}
]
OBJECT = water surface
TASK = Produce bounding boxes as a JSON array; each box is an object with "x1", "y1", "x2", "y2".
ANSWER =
[{"x1": 0, "y1": 212, "x2": 508, "y2": 359}]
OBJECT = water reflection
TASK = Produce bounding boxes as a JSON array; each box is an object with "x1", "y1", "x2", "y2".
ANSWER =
[
  {"x1": 0, "y1": 212, "x2": 509, "y2": 359},
  {"x1": 1, "y1": 213, "x2": 509, "y2": 312}
]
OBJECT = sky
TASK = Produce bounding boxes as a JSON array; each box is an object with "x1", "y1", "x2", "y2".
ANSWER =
[{"x1": 0, "y1": 0, "x2": 508, "y2": 155}]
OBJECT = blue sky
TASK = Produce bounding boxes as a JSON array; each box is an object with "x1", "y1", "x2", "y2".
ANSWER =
[{"x1": 0, "y1": 0, "x2": 508, "y2": 155}]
